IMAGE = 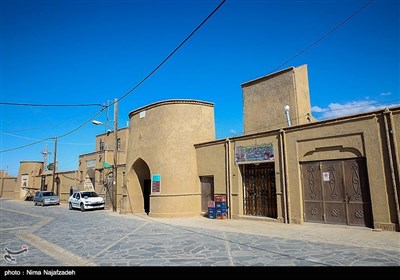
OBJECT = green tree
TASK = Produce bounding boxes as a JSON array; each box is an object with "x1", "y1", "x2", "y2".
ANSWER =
[{"x1": 47, "y1": 163, "x2": 54, "y2": 171}]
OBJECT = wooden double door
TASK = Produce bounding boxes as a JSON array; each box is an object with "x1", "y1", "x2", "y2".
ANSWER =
[{"x1": 301, "y1": 158, "x2": 372, "y2": 227}]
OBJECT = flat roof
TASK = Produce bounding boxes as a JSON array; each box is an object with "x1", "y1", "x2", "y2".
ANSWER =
[{"x1": 241, "y1": 65, "x2": 298, "y2": 88}]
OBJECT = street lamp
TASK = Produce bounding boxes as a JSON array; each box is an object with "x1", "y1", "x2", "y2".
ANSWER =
[
  {"x1": 92, "y1": 120, "x2": 112, "y2": 135},
  {"x1": 92, "y1": 98, "x2": 118, "y2": 212},
  {"x1": 284, "y1": 105, "x2": 291, "y2": 127},
  {"x1": 91, "y1": 120, "x2": 104, "y2": 126}
]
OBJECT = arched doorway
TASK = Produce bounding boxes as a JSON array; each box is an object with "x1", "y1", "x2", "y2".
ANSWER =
[
  {"x1": 86, "y1": 168, "x2": 95, "y2": 189},
  {"x1": 131, "y1": 158, "x2": 151, "y2": 214}
]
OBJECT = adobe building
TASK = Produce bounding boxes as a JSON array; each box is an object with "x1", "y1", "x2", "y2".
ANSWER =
[
  {"x1": 12, "y1": 160, "x2": 78, "y2": 202},
  {"x1": 78, "y1": 127, "x2": 129, "y2": 209},
  {"x1": 0, "y1": 170, "x2": 17, "y2": 199},
  {"x1": 16, "y1": 161, "x2": 45, "y2": 200},
  {"x1": 1, "y1": 127, "x2": 129, "y2": 206},
  {"x1": 4, "y1": 64, "x2": 399, "y2": 231},
  {"x1": 124, "y1": 100, "x2": 215, "y2": 217},
  {"x1": 243, "y1": 64, "x2": 316, "y2": 133},
  {"x1": 195, "y1": 64, "x2": 399, "y2": 231}
]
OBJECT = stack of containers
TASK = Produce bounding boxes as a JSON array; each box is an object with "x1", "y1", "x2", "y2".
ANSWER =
[
  {"x1": 214, "y1": 195, "x2": 227, "y2": 219},
  {"x1": 208, "y1": 200, "x2": 216, "y2": 219}
]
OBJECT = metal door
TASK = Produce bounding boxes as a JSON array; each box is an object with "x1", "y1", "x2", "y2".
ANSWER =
[
  {"x1": 302, "y1": 162, "x2": 324, "y2": 223},
  {"x1": 243, "y1": 163, "x2": 277, "y2": 218},
  {"x1": 322, "y1": 161, "x2": 347, "y2": 225},
  {"x1": 302, "y1": 158, "x2": 372, "y2": 227},
  {"x1": 343, "y1": 159, "x2": 372, "y2": 227}
]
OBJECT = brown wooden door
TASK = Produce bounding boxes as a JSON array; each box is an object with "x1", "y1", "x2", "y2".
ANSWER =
[
  {"x1": 243, "y1": 163, "x2": 277, "y2": 218},
  {"x1": 302, "y1": 162, "x2": 324, "y2": 223},
  {"x1": 343, "y1": 159, "x2": 372, "y2": 227},
  {"x1": 321, "y1": 161, "x2": 347, "y2": 225},
  {"x1": 200, "y1": 176, "x2": 214, "y2": 212},
  {"x1": 302, "y1": 158, "x2": 372, "y2": 227}
]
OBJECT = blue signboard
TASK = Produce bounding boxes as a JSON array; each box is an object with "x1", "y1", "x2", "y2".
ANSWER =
[{"x1": 152, "y1": 174, "x2": 161, "y2": 193}]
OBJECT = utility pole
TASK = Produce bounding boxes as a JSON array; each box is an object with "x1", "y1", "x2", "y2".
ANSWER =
[
  {"x1": 51, "y1": 137, "x2": 57, "y2": 192},
  {"x1": 113, "y1": 98, "x2": 118, "y2": 212}
]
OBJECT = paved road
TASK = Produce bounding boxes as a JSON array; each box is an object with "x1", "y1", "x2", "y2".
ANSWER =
[{"x1": 1, "y1": 199, "x2": 399, "y2": 268}]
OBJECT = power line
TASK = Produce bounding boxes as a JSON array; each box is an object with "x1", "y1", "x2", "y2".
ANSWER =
[
  {"x1": 111, "y1": 0, "x2": 226, "y2": 107},
  {"x1": 0, "y1": 112, "x2": 106, "y2": 135},
  {"x1": 0, "y1": 102, "x2": 104, "y2": 107},
  {"x1": 0, "y1": 1, "x2": 226, "y2": 154},
  {"x1": 269, "y1": 0, "x2": 375, "y2": 74},
  {"x1": 0, "y1": 137, "x2": 53, "y2": 153},
  {"x1": 57, "y1": 107, "x2": 107, "y2": 139},
  {"x1": 2, "y1": 133, "x2": 52, "y2": 142},
  {"x1": 226, "y1": 0, "x2": 377, "y2": 136},
  {"x1": 1, "y1": 111, "x2": 108, "y2": 134},
  {"x1": 65, "y1": 0, "x2": 227, "y2": 136},
  {"x1": 0, "y1": 107, "x2": 106, "y2": 153},
  {"x1": 2, "y1": 133, "x2": 93, "y2": 146}
]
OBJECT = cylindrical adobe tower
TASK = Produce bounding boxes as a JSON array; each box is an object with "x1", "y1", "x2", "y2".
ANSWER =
[
  {"x1": 16, "y1": 161, "x2": 44, "y2": 199},
  {"x1": 125, "y1": 99, "x2": 215, "y2": 217}
]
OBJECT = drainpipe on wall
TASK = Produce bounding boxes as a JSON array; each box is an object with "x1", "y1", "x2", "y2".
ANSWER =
[
  {"x1": 279, "y1": 129, "x2": 288, "y2": 223},
  {"x1": 383, "y1": 108, "x2": 400, "y2": 228},
  {"x1": 225, "y1": 138, "x2": 232, "y2": 219}
]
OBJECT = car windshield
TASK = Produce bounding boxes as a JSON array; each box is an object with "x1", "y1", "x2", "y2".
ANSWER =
[
  {"x1": 81, "y1": 192, "x2": 98, "y2": 198},
  {"x1": 43, "y1": 192, "x2": 56, "y2": 196}
]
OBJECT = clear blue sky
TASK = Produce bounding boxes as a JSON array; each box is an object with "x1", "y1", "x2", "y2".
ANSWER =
[{"x1": 1, "y1": 0, "x2": 399, "y2": 177}]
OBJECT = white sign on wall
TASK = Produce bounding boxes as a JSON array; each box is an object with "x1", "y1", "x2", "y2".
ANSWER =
[
  {"x1": 86, "y1": 160, "x2": 96, "y2": 168},
  {"x1": 21, "y1": 174, "x2": 29, "y2": 189},
  {"x1": 84, "y1": 176, "x2": 94, "y2": 189},
  {"x1": 322, "y1": 172, "x2": 330, "y2": 182}
]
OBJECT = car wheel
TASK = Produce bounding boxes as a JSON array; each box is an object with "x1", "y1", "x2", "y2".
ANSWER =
[
  {"x1": 69, "y1": 203, "x2": 73, "y2": 210},
  {"x1": 34, "y1": 202, "x2": 37, "y2": 206},
  {"x1": 80, "y1": 203, "x2": 85, "y2": 212}
]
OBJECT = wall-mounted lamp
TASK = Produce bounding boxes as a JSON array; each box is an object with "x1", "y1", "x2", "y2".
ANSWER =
[{"x1": 284, "y1": 105, "x2": 291, "y2": 127}]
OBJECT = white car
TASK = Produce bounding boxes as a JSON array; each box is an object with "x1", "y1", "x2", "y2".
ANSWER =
[{"x1": 68, "y1": 191, "x2": 105, "y2": 212}]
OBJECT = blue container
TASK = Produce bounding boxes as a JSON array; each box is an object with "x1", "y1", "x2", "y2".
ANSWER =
[{"x1": 215, "y1": 202, "x2": 227, "y2": 209}]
